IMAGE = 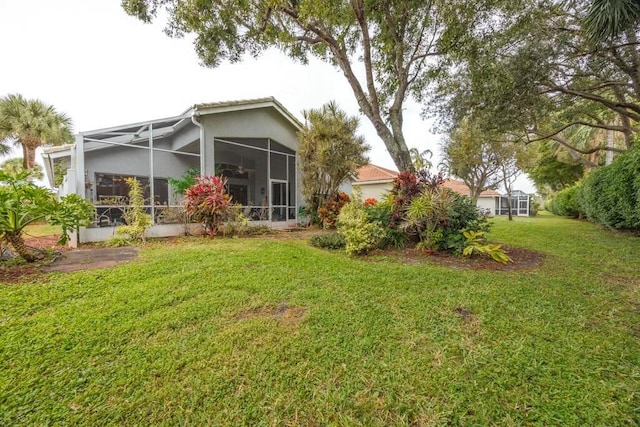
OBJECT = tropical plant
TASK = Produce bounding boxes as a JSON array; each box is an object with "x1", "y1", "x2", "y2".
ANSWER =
[
  {"x1": 184, "y1": 175, "x2": 233, "y2": 236},
  {"x1": 337, "y1": 198, "x2": 386, "y2": 256},
  {"x1": 461, "y1": 230, "x2": 512, "y2": 264},
  {"x1": 299, "y1": 101, "x2": 368, "y2": 215},
  {"x1": 115, "y1": 178, "x2": 153, "y2": 242},
  {"x1": 0, "y1": 157, "x2": 44, "y2": 180},
  {"x1": 168, "y1": 167, "x2": 199, "y2": 196},
  {"x1": 0, "y1": 94, "x2": 73, "y2": 171},
  {"x1": 317, "y1": 192, "x2": 350, "y2": 229},
  {"x1": 585, "y1": 0, "x2": 640, "y2": 41},
  {"x1": 0, "y1": 172, "x2": 94, "y2": 261},
  {"x1": 401, "y1": 187, "x2": 453, "y2": 250}
]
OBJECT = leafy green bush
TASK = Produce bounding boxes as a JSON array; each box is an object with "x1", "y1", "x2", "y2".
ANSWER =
[
  {"x1": 184, "y1": 175, "x2": 233, "y2": 235},
  {"x1": 337, "y1": 199, "x2": 386, "y2": 255},
  {"x1": 580, "y1": 146, "x2": 640, "y2": 229},
  {"x1": 547, "y1": 184, "x2": 584, "y2": 218},
  {"x1": 116, "y1": 178, "x2": 153, "y2": 241},
  {"x1": 309, "y1": 232, "x2": 346, "y2": 249},
  {"x1": 364, "y1": 202, "x2": 408, "y2": 248},
  {"x1": 0, "y1": 172, "x2": 94, "y2": 261},
  {"x1": 462, "y1": 230, "x2": 512, "y2": 264}
]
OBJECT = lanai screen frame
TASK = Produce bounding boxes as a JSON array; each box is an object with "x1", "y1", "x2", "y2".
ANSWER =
[{"x1": 73, "y1": 115, "x2": 298, "y2": 226}]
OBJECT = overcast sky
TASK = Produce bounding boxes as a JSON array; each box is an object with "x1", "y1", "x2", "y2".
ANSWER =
[{"x1": 0, "y1": 0, "x2": 534, "y2": 192}]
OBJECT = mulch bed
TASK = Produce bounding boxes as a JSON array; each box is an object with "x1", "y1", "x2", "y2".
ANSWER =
[{"x1": 365, "y1": 245, "x2": 545, "y2": 271}]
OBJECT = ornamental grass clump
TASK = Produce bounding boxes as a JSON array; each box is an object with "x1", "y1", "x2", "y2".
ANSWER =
[{"x1": 184, "y1": 175, "x2": 233, "y2": 236}]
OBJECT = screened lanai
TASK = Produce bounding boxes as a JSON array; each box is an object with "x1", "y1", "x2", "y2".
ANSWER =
[{"x1": 44, "y1": 98, "x2": 302, "y2": 243}]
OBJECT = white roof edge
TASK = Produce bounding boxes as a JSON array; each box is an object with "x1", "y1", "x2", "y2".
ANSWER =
[
  {"x1": 80, "y1": 113, "x2": 191, "y2": 136},
  {"x1": 194, "y1": 97, "x2": 303, "y2": 131}
]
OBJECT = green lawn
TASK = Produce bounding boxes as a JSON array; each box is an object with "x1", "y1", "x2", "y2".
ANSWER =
[{"x1": 1, "y1": 215, "x2": 639, "y2": 425}]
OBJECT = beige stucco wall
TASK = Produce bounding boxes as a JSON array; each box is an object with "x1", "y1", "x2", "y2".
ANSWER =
[
  {"x1": 354, "y1": 182, "x2": 393, "y2": 201},
  {"x1": 476, "y1": 196, "x2": 496, "y2": 214}
]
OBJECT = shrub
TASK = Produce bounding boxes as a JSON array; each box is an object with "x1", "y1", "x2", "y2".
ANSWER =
[
  {"x1": 317, "y1": 192, "x2": 350, "y2": 229},
  {"x1": 364, "y1": 202, "x2": 408, "y2": 248},
  {"x1": 184, "y1": 175, "x2": 233, "y2": 235},
  {"x1": 222, "y1": 204, "x2": 250, "y2": 236},
  {"x1": 548, "y1": 184, "x2": 584, "y2": 218},
  {"x1": 309, "y1": 232, "x2": 346, "y2": 249},
  {"x1": 104, "y1": 235, "x2": 131, "y2": 247},
  {"x1": 0, "y1": 172, "x2": 94, "y2": 261},
  {"x1": 401, "y1": 187, "x2": 453, "y2": 249},
  {"x1": 462, "y1": 230, "x2": 512, "y2": 264},
  {"x1": 116, "y1": 178, "x2": 153, "y2": 241},
  {"x1": 337, "y1": 198, "x2": 386, "y2": 255},
  {"x1": 580, "y1": 146, "x2": 640, "y2": 229}
]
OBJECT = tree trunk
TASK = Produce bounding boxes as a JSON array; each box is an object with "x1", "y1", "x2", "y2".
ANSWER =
[
  {"x1": 20, "y1": 138, "x2": 39, "y2": 171},
  {"x1": 6, "y1": 233, "x2": 41, "y2": 262},
  {"x1": 505, "y1": 194, "x2": 513, "y2": 221}
]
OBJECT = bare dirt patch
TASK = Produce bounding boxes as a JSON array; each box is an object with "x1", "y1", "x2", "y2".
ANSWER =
[
  {"x1": 236, "y1": 303, "x2": 307, "y2": 327},
  {"x1": 366, "y1": 245, "x2": 545, "y2": 271}
]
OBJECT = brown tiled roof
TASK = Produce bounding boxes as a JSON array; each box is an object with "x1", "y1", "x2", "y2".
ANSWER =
[
  {"x1": 355, "y1": 164, "x2": 498, "y2": 197},
  {"x1": 443, "y1": 179, "x2": 499, "y2": 197},
  {"x1": 355, "y1": 164, "x2": 399, "y2": 182}
]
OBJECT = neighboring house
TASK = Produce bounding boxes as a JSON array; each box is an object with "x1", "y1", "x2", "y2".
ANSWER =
[
  {"x1": 43, "y1": 97, "x2": 303, "y2": 244},
  {"x1": 353, "y1": 164, "x2": 398, "y2": 200},
  {"x1": 495, "y1": 190, "x2": 531, "y2": 217},
  {"x1": 353, "y1": 164, "x2": 529, "y2": 216}
]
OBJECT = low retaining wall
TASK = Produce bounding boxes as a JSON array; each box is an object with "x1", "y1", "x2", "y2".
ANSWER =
[{"x1": 72, "y1": 221, "x2": 297, "y2": 246}]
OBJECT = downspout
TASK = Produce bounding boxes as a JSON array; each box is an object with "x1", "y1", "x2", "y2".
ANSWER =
[{"x1": 191, "y1": 106, "x2": 205, "y2": 174}]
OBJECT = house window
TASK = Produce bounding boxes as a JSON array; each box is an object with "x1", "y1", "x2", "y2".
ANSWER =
[{"x1": 95, "y1": 173, "x2": 168, "y2": 205}]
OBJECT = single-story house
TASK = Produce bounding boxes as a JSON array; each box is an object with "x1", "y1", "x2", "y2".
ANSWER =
[
  {"x1": 43, "y1": 97, "x2": 303, "y2": 244},
  {"x1": 353, "y1": 164, "x2": 530, "y2": 216}
]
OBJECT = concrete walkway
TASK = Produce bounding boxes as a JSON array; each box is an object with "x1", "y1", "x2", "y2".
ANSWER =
[{"x1": 45, "y1": 247, "x2": 139, "y2": 273}]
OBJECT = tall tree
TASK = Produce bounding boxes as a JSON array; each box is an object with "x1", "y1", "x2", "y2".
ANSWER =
[
  {"x1": 0, "y1": 94, "x2": 73, "y2": 171},
  {"x1": 433, "y1": 0, "x2": 640, "y2": 157},
  {"x1": 495, "y1": 141, "x2": 532, "y2": 221},
  {"x1": 121, "y1": 0, "x2": 492, "y2": 172},
  {"x1": 0, "y1": 157, "x2": 44, "y2": 180},
  {"x1": 299, "y1": 101, "x2": 369, "y2": 213},
  {"x1": 441, "y1": 118, "x2": 503, "y2": 202},
  {"x1": 525, "y1": 141, "x2": 585, "y2": 195}
]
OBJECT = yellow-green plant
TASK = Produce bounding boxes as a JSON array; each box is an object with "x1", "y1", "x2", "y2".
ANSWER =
[
  {"x1": 337, "y1": 196, "x2": 385, "y2": 255},
  {"x1": 116, "y1": 178, "x2": 152, "y2": 241},
  {"x1": 462, "y1": 230, "x2": 512, "y2": 264}
]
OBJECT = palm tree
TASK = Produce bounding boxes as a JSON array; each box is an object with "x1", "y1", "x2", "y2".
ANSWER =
[
  {"x1": 0, "y1": 157, "x2": 44, "y2": 180},
  {"x1": 585, "y1": 0, "x2": 640, "y2": 41},
  {"x1": 0, "y1": 94, "x2": 73, "y2": 171}
]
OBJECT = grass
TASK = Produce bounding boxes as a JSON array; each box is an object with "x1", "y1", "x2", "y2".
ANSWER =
[
  {"x1": 22, "y1": 223, "x2": 62, "y2": 237},
  {"x1": 1, "y1": 215, "x2": 639, "y2": 425}
]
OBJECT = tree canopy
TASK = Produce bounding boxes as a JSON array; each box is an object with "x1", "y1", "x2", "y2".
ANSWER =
[
  {"x1": 432, "y1": 0, "x2": 640, "y2": 165},
  {"x1": 298, "y1": 101, "x2": 368, "y2": 213},
  {"x1": 441, "y1": 118, "x2": 503, "y2": 201},
  {"x1": 0, "y1": 157, "x2": 44, "y2": 180},
  {"x1": 121, "y1": 0, "x2": 497, "y2": 172},
  {"x1": 0, "y1": 94, "x2": 73, "y2": 171}
]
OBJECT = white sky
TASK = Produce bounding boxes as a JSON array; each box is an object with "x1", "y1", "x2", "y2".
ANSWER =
[{"x1": 0, "y1": 0, "x2": 534, "y2": 193}]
